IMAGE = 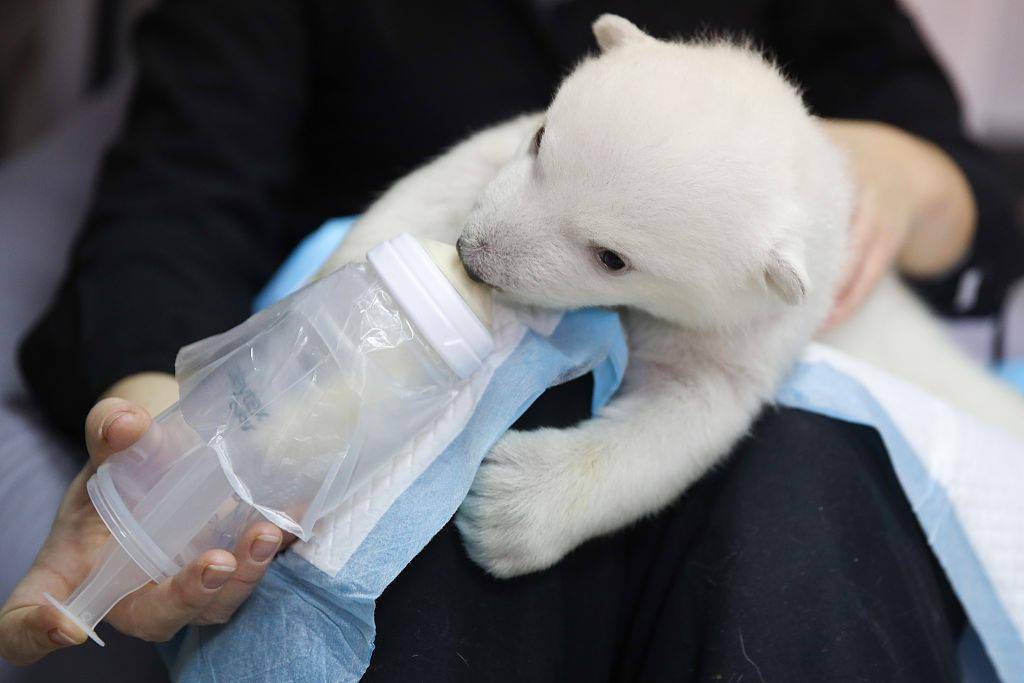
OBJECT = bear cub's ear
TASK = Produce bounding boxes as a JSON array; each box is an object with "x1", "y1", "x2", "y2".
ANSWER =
[
  {"x1": 764, "y1": 244, "x2": 809, "y2": 306},
  {"x1": 592, "y1": 14, "x2": 651, "y2": 52}
]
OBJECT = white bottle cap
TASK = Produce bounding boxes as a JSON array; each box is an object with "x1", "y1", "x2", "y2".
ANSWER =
[{"x1": 368, "y1": 234, "x2": 495, "y2": 379}]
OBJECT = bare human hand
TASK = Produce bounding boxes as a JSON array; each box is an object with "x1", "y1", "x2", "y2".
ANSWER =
[
  {"x1": 821, "y1": 119, "x2": 976, "y2": 331},
  {"x1": 0, "y1": 398, "x2": 293, "y2": 666}
]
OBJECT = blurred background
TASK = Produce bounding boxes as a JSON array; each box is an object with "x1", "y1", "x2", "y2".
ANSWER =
[
  {"x1": 0, "y1": 1, "x2": 1020, "y2": 681},
  {"x1": 2, "y1": 0, "x2": 1023, "y2": 186},
  {"x1": 901, "y1": 0, "x2": 1024, "y2": 214}
]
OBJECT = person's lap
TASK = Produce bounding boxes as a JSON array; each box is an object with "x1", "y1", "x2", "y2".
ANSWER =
[
  {"x1": 1, "y1": 376, "x2": 963, "y2": 681},
  {"x1": 366, "y1": 378, "x2": 964, "y2": 681}
]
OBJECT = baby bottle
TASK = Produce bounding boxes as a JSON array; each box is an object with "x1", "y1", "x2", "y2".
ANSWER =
[{"x1": 45, "y1": 233, "x2": 494, "y2": 645}]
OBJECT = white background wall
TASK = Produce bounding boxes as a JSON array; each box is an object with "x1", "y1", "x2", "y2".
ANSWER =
[{"x1": 902, "y1": 0, "x2": 1024, "y2": 145}]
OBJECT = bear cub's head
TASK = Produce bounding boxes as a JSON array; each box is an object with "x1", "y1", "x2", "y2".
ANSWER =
[{"x1": 458, "y1": 15, "x2": 852, "y2": 330}]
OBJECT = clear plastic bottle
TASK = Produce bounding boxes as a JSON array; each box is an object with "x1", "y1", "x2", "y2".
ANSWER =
[{"x1": 45, "y1": 234, "x2": 494, "y2": 645}]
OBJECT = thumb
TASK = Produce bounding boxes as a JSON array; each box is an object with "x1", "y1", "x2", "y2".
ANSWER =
[
  {"x1": 84, "y1": 398, "x2": 152, "y2": 465},
  {"x1": 0, "y1": 603, "x2": 87, "y2": 667}
]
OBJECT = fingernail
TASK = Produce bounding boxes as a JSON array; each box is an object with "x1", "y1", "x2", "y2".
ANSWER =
[
  {"x1": 250, "y1": 534, "x2": 281, "y2": 563},
  {"x1": 48, "y1": 628, "x2": 78, "y2": 646},
  {"x1": 201, "y1": 564, "x2": 235, "y2": 590},
  {"x1": 99, "y1": 410, "x2": 129, "y2": 441}
]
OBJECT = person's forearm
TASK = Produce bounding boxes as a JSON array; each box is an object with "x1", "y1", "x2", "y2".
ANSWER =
[
  {"x1": 102, "y1": 372, "x2": 179, "y2": 418},
  {"x1": 895, "y1": 129, "x2": 977, "y2": 279}
]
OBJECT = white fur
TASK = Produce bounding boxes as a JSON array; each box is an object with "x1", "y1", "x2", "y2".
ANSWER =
[{"x1": 332, "y1": 15, "x2": 1024, "y2": 577}]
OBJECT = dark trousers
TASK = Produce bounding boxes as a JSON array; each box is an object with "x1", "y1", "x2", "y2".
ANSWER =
[{"x1": 365, "y1": 378, "x2": 964, "y2": 682}]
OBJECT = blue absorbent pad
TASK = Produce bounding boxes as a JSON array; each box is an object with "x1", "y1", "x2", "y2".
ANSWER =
[
  {"x1": 997, "y1": 360, "x2": 1024, "y2": 396},
  {"x1": 165, "y1": 218, "x2": 1021, "y2": 682}
]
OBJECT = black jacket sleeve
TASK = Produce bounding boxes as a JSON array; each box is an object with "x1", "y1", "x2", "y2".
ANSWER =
[
  {"x1": 19, "y1": 0, "x2": 310, "y2": 437},
  {"x1": 769, "y1": 0, "x2": 1024, "y2": 317}
]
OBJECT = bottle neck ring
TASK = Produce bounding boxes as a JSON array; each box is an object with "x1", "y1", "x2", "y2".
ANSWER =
[{"x1": 367, "y1": 234, "x2": 494, "y2": 379}]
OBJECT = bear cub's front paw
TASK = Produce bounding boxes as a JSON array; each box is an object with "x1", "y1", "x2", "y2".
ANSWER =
[{"x1": 456, "y1": 429, "x2": 588, "y2": 578}]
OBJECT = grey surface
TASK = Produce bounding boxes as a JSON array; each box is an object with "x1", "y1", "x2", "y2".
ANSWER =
[{"x1": 0, "y1": 77, "x2": 168, "y2": 682}]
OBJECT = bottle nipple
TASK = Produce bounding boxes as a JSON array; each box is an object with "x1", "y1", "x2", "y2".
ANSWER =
[
  {"x1": 417, "y1": 239, "x2": 493, "y2": 328},
  {"x1": 367, "y1": 234, "x2": 495, "y2": 378}
]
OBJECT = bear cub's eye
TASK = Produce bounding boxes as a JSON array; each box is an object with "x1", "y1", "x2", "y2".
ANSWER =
[
  {"x1": 597, "y1": 249, "x2": 627, "y2": 272},
  {"x1": 530, "y1": 125, "x2": 545, "y2": 155}
]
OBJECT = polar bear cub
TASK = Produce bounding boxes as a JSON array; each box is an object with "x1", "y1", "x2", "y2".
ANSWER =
[
  {"x1": 452, "y1": 17, "x2": 851, "y2": 574},
  {"x1": 329, "y1": 15, "x2": 1024, "y2": 578}
]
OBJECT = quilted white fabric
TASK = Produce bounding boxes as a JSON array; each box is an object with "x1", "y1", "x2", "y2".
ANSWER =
[{"x1": 295, "y1": 303, "x2": 560, "y2": 575}]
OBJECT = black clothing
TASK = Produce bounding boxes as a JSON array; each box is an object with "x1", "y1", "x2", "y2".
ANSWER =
[
  {"x1": 367, "y1": 398, "x2": 964, "y2": 681},
  {"x1": 19, "y1": 0, "x2": 1024, "y2": 437}
]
